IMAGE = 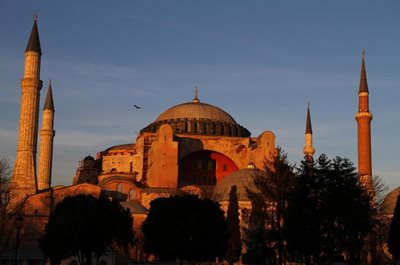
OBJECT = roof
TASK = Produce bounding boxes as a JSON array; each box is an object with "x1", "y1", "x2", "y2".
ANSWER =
[
  {"x1": 121, "y1": 200, "x2": 148, "y2": 214},
  {"x1": 104, "y1": 143, "x2": 134, "y2": 152},
  {"x1": 25, "y1": 19, "x2": 42, "y2": 54},
  {"x1": 155, "y1": 101, "x2": 237, "y2": 124},
  {"x1": 214, "y1": 167, "x2": 264, "y2": 201},
  {"x1": 141, "y1": 187, "x2": 181, "y2": 194},
  {"x1": 305, "y1": 105, "x2": 312, "y2": 134},
  {"x1": 382, "y1": 187, "x2": 400, "y2": 215},
  {"x1": 83, "y1": 155, "x2": 95, "y2": 161},
  {"x1": 141, "y1": 91, "x2": 251, "y2": 137},
  {"x1": 359, "y1": 52, "x2": 369, "y2": 93},
  {"x1": 43, "y1": 82, "x2": 54, "y2": 111}
]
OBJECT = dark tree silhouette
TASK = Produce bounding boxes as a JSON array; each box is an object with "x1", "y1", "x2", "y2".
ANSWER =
[
  {"x1": 286, "y1": 154, "x2": 374, "y2": 265},
  {"x1": 388, "y1": 193, "x2": 400, "y2": 261},
  {"x1": 286, "y1": 157, "x2": 321, "y2": 264},
  {"x1": 141, "y1": 195, "x2": 227, "y2": 264},
  {"x1": 244, "y1": 148, "x2": 295, "y2": 265},
  {"x1": 39, "y1": 194, "x2": 134, "y2": 265},
  {"x1": 256, "y1": 148, "x2": 295, "y2": 265},
  {"x1": 0, "y1": 155, "x2": 26, "y2": 259},
  {"x1": 225, "y1": 185, "x2": 242, "y2": 265},
  {"x1": 243, "y1": 191, "x2": 270, "y2": 264}
]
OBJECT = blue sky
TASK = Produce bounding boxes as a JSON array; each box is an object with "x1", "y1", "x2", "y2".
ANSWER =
[{"x1": 1, "y1": 1, "x2": 399, "y2": 190}]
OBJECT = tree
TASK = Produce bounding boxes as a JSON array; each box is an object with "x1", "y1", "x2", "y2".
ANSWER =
[
  {"x1": 243, "y1": 148, "x2": 295, "y2": 265},
  {"x1": 39, "y1": 194, "x2": 134, "y2": 265},
  {"x1": 285, "y1": 157, "x2": 321, "y2": 264},
  {"x1": 225, "y1": 185, "x2": 242, "y2": 265},
  {"x1": 0, "y1": 155, "x2": 26, "y2": 259},
  {"x1": 142, "y1": 195, "x2": 227, "y2": 264},
  {"x1": 388, "y1": 193, "x2": 400, "y2": 262},
  {"x1": 243, "y1": 191, "x2": 270, "y2": 264},
  {"x1": 286, "y1": 154, "x2": 374, "y2": 265},
  {"x1": 255, "y1": 148, "x2": 295, "y2": 265}
]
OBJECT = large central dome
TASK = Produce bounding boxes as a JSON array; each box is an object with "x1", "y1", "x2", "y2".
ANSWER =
[
  {"x1": 155, "y1": 101, "x2": 237, "y2": 124},
  {"x1": 141, "y1": 89, "x2": 250, "y2": 137}
]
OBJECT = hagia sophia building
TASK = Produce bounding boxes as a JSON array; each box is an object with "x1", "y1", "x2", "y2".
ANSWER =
[{"x1": 5, "y1": 18, "x2": 383, "y2": 264}]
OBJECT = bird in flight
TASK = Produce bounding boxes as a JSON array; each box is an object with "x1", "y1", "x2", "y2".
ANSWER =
[{"x1": 133, "y1": 104, "x2": 142, "y2": 109}]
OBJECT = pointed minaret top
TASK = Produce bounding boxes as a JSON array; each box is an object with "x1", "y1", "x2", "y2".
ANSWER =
[
  {"x1": 192, "y1": 85, "x2": 200, "y2": 103},
  {"x1": 305, "y1": 103, "x2": 312, "y2": 134},
  {"x1": 25, "y1": 17, "x2": 42, "y2": 55},
  {"x1": 359, "y1": 50, "x2": 369, "y2": 93},
  {"x1": 43, "y1": 80, "x2": 54, "y2": 111}
]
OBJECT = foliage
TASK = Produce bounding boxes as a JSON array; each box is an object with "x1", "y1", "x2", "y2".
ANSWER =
[
  {"x1": 245, "y1": 148, "x2": 295, "y2": 265},
  {"x1": 243, "y1": 191, "x2": 270, "y2": 264},
  {"x1": 141, "y1": 195, "x2": 227, "y2": 263},
  {"x1": 0, "y1": 155, "x2": 11, "y2": 190},
  {"x1": 225, "y1": 185, "x2": 242, "y2": 265},
  {"x1": 286, "y1": 154, "x2": 374, "y2": 265},
  {"x1": 0, "y1": 155, "x2": 26, "y2": 258},
  {"x1": 388, "y1": 194, "x2": 400, "y2": 261},
  {"x1": 285, "y1": 157, "x2": 321, "y2": 263},
  {"x1": 39, "y1": 194, "x2": 134, "y2": 265}
]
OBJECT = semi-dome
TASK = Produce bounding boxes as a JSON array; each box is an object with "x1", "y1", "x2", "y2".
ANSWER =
[
  {"x1": 141, "y1": 89, "x2": 251, "y2": 137},
  {"x1": 382, "y1": 187, "x2": 400, "y2": 216},
  {"x1": 214, "y1": 164, "x2": 263, "y2": 201}
]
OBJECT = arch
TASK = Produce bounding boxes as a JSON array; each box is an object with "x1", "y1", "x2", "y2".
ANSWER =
[
  {"x1": 116, "y1": 183, "x2": 123, "y2": 193},
  {"x1": 178, "y1": 150, "x2": 238, "y2": 187},
  {"x1": 128, "y1": 189, "x2": 135, "y2": 201}
]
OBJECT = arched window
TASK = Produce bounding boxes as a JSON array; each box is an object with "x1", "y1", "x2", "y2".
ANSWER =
[
  {"x1": 116, "y1": 183, "x2": 123, "y2": 193},
  {"x1": 128, "y1": 189, "x2": 135, "y2": 201}
]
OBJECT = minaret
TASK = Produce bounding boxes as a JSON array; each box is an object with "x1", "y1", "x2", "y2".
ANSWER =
[
  {"x1": 355, "y1": 51, "x2": 373, "y2": 188},
  {"x1": 38, "y1": 81, "x2": 55, "y2": 190},
  {"x1": 303, "y1": 103, "x2": 315, "y2": 161},
  {"x1": 12, "y1": 18, "x2": 43, "y2": 195}
]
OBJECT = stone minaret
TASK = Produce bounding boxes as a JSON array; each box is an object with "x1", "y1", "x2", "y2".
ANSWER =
[
  {"x1": 355, "y1": 52, "x2": 373, "y2": 188},
  {"x1": 303, "y1": 103, "x2": 315, "y2": 161},
  {"x1": 12, "y1": 18, "x2": 42, "y2": 195},
  {"x1": 38, "y1": 81, "x2": 55, "y2": 190}
]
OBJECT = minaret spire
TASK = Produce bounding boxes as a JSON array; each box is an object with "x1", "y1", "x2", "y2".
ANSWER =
[
  {"x1": 43, "y1": 79, "x2": 54, "y2": 111},
  {"x1": 303, "y1": 103, "x2": 315, "y2": 160},
  {"x1": 38, "y1": 81, "x2": 55, "y2": 190},
  {"x1": 359, "y1": 50, "x2": 369, "y2": 94},
  {"x1": 355, "y1": 51, "x2": 373, "y2": 189},
  {"x1": 12, "y1": 18, "x2": 43, "y2": 196},
  {"x1": 305, "y1": 102, "x2": 312, "y2": 134},
  {"x1": 25, "y1": 17, "x2": 42, "y2": 55}
]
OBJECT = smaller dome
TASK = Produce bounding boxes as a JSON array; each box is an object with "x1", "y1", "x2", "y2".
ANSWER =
[
  {"x1": 84, "y1": 155, "x2": 94, "y2": 161},
  {"x1": 214, "y1": 167, "x2": 264, "y2": 201},
  {"x1": 382, "y1": 187, "x2": 400, "y2": 215}
]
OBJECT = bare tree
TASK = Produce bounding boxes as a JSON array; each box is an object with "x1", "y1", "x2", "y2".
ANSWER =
[{"x1": 0, "y1": 155, "x2": 25, "y2": 259}]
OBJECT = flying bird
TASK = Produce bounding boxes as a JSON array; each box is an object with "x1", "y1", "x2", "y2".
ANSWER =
[{"x1": 133, "y1": 104, "x2": 142, "y2": 109}]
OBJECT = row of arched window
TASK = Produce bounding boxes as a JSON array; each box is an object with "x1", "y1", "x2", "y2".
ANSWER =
[
  {"x1": 179, "y1": 175, "x2": 217, "y2": 186},
  {"x1": 141, "y1": 118, "x2": 250, "y2": 137}
]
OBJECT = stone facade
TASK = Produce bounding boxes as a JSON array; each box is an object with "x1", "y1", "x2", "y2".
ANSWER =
[
  {"x1": 12, "y1": 36, "x2": 43, "y2": 195},
  {"x1": 37, "y1": 86, "x2": 55, "y2": 190}
]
